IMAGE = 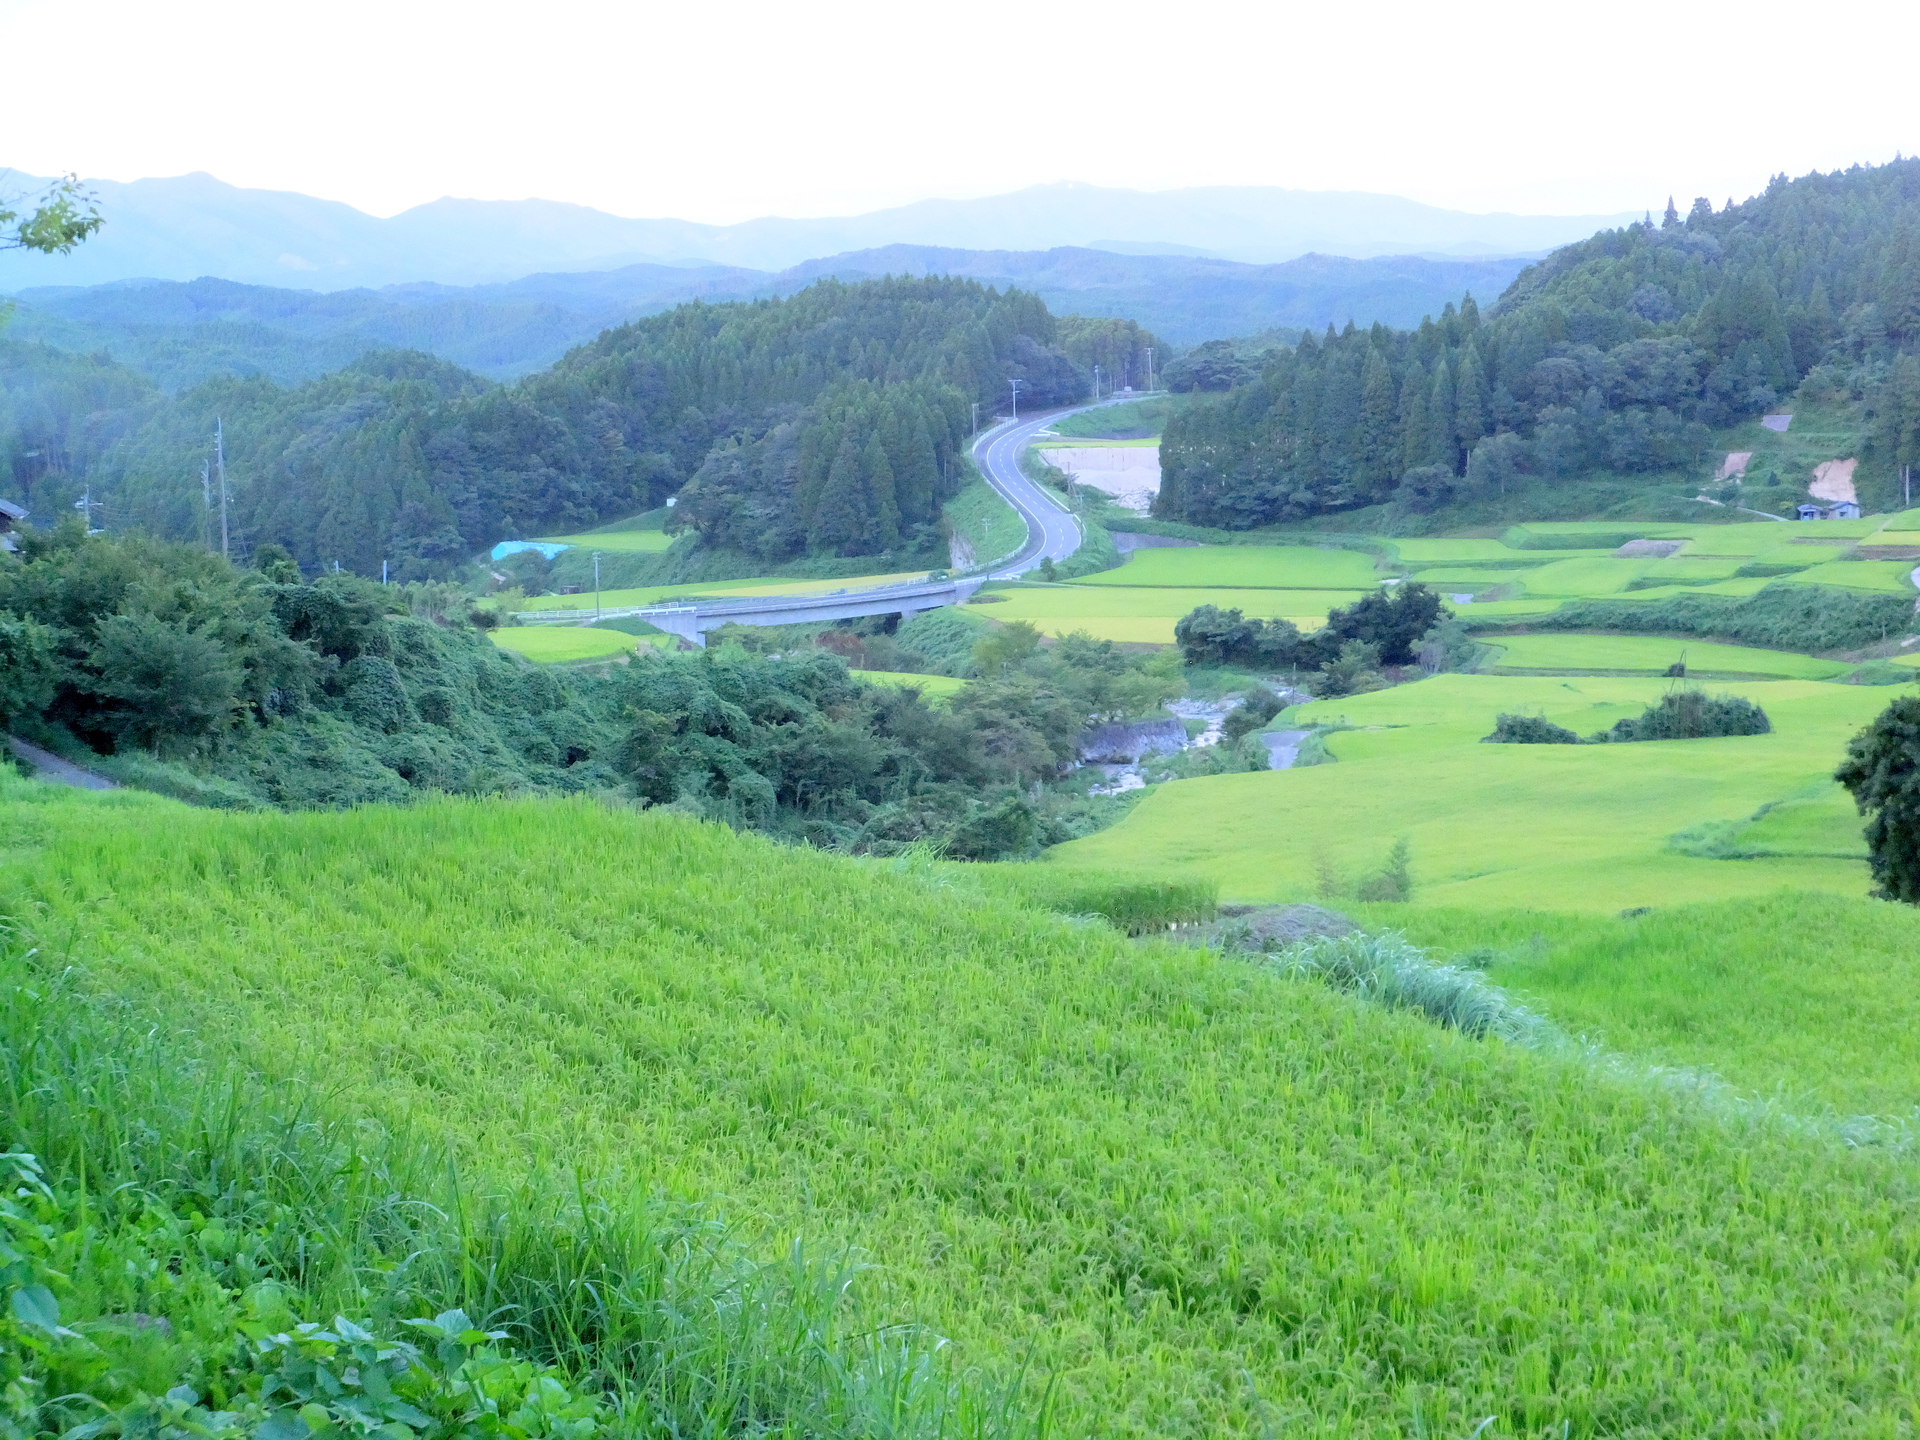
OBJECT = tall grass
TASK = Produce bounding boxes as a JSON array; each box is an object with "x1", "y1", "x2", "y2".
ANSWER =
[{"x1": 1232, "y1": 928, "x2": 1553, "y2": 1044}]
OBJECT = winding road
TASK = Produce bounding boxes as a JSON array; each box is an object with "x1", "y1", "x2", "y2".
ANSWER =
[{"x1": 971, "y1": 396, "x2": 1146, "y2": 578}]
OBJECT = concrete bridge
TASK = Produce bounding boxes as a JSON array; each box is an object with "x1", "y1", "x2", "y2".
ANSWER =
[{"x1": 520, "y1": 575, "x2": 986, "y2": 647}]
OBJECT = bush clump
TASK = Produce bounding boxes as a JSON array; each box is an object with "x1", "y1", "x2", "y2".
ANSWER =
[
  {"x1": 1177, "y1": 583, "x2": 1444, "y2": 672},
  {"x1": 1220, "y1": 688, "x2": 1285, "y2": 742},
  {"x1": 1482, "y1": 713, "x2": 1583, "y2": 745},
  {"x1": 1596, "y1": 690, "x2": 1771, "y2": 742},
  {"x1": 1484, "y1": 691, "x2": 1770, "y2": 747}
]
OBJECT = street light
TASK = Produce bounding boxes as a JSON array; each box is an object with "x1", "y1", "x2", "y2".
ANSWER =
[{"x1": 1009, "y1": 377, "x2": 1025, "y2": 420}]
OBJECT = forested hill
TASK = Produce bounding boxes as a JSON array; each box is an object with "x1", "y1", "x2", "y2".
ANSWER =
[
  {"x1": 2, "y1": 277, "x2": 1149, "y2": 577},
  {"x1": 1157, "y1": 158, "x2": 1920, "y2": 528}
]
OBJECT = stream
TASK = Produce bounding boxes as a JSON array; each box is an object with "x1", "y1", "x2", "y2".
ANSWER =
[{"x1": 1082, "y1": 689, "x2": 1309, "y2": 795}]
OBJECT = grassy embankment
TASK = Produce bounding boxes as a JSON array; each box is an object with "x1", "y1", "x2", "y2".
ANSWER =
[{"x1": 7, "y1": 772, "x2": 1920, "y2": 1435}]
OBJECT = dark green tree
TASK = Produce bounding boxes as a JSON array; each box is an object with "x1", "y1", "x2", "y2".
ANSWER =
[{"x1": 1836, "y1": 696, "x2": 1920, "y2": 902}]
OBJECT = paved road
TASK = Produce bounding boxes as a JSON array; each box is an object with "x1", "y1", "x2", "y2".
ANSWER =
[
  {"x1": 972, "y1": 397, "x2": 1145, "y2": 579},
  {"x1": 7, "y1": 736, "x2": 118, "y2": 789}
]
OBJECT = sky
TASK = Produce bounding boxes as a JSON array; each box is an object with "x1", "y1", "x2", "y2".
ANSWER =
[{"x1": 3, "y1": 0, "x2": 1914, "y2": 224}]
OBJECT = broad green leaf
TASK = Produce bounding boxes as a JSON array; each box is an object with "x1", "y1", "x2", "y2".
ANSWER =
[{"x1": 11, "y1": 1281, "x2": 59, "y2": 1332}]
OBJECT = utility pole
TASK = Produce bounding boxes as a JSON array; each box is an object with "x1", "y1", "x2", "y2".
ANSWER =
[
  {"x1": 971, "y1": 401, "x2": 980, "y2": 435},
  {"x1": 1009, "y1": 377, "x2": 1024, "y2": 420},
  {"x1": 201, "y1": 460, "x2": 213, "y2": 550},
  {"x1": 1906, "y1": 464, "x2": 1912, "y2": 507},
  {"x1": 214, "y1": 418, "x2": 230, "y2": 561},
  {"x1": 593, "y1": 551, "x2": 602, "y2": 620},
  {"x1": 382, "y1": 560, "x2": 389, "y2": 585},
  {"x1": 1145, "y1": 347, "x2": 1154, "y2": 392},
  {"x1": 1092, "y1": 364, "x2": 1102, "y2": 402}
]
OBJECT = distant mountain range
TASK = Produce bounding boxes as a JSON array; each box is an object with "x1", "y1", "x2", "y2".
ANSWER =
[
  {"x1": 3, "y1": 245, "x2": 1538, "y2": 388},
  {"x1": 0, "y1": 171, "x2": 1637, "y2": 291}
]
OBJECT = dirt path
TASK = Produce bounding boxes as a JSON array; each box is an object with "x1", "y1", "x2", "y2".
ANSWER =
[{"x1": 6, "y1": 737, "x2": 117, "y2": 790}]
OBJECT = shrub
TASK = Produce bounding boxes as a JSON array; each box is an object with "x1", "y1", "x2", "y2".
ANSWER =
[
  {"x1": 1596, "y1": 690, "x2": 1771, "y2": 742},
  {"x1": 1311, "y1": 641, "x2": 1384, "y2": 698},
  {"x1": 1220, "y1": 688, "x2": 1284, "y2": 742},
  {"x1": 1354, "y1": 836, "x2": 1414, "y2": 902},
  {"x1": 1483, "y1": 713, "x2": 1583, "y2": 744},
  {"x1": 1257, "y1": 929, "x2": 1550, "y2": 1043}
]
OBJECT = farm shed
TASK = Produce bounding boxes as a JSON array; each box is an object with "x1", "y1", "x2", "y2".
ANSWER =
[
  {"x1": 0, "y1": 498, "x2": 25, "y2": 552},
  {"x1": 1796, "y1": 500, "x2": 1861, "y2": 520}
]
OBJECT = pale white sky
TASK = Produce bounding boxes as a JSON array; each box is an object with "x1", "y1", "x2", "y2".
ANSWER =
[{"x1": 3, "y1": 0, "x2": 1913, "y2": 223}]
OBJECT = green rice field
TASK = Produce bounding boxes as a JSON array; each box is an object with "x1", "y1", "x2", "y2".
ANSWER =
[
  {"x1": 8, "y1": 776, "x2": 1920, "y2": 1435},
  {"x1": 1048, "y1": 675, "x2": 1894, "y2": 912},
  {"x1": 964, "y1": 584, "x2": 1356, "y2": 643},
  {"x1": 1777, "y1": 558, "x2": 1920, "y2": 592},
  {"x1": 1387, "y1": 894, "x2": 1920, "y2": 1114},
  {"x1": 530, "y1": 529, "x2": 677, "y2": 552},
  {"x1": 1071, "y1": 545, "x2": 1381, "y2": 589},
  {"x1": 490, "y1": 626, "x2": 662, "y2": 661},
  {"x1": 954, "y1": 514, "x2": 1915, "y2": 646},
  {"x1": 1483, "y1": 632, "x2": 1852, "y2": 679}
]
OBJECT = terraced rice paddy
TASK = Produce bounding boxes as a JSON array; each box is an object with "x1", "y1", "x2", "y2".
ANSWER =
[
  {"x1": 972, "y1": 513, "x2": 1917, "y2": 644},
  {"x1": 1777, "y1": 558, "x2": 1920, "y2": 592},
  {"x1": 1388, "y1": 894, "x2": 1920, "y2": 1114},
  {"x1": 10, "y1": 779, "x2": 1920, "y2": 1435},
  {"x1": 1047, "y1": 675, "x2": 1894, "y2": 913},
  {"x1": 965, "y1": 585, "x2": 1354, "y2": 643},
  {"x1": 1484, "y1": 632, "x2": 1851, "y2": 679},
  {"x1": 1069, "y1": 545, "x2": 1381, "y2": 589}
]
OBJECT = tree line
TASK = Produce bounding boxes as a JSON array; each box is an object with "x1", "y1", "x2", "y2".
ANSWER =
[{"x1": 1158, "y1": 158, "x2": 1920, "y2": 526}]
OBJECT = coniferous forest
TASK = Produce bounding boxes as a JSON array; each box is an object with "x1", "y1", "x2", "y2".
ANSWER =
[{"x1": 1157, "y1": 160, "x2": 1920, "y2": 526}]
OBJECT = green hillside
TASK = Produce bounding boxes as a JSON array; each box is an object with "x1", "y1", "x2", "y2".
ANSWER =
[
  {"x1": 7, "y1": 774, "x2": 1920, "y2": 1436},
  {"x1": 1158, "y1": 157, "x2": 1920, "y2": 531}
]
